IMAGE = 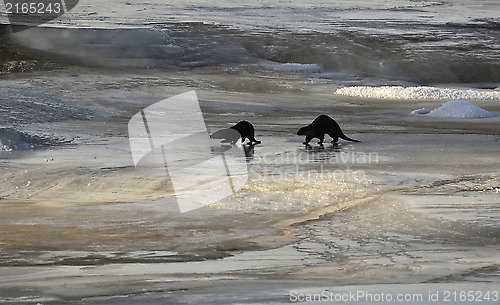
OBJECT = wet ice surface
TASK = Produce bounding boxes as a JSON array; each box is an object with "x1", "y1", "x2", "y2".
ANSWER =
[
  {"x1": 0, "y1": 69, "x2": 499, "y2": 304},
  {"x1": 0, "y1": 83, "x2": 94, "y2": 126}
]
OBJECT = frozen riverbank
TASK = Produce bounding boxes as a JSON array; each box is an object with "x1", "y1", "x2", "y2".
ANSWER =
[{"x1": 0, "y1": 66, "x2": 499, "y2": 303}]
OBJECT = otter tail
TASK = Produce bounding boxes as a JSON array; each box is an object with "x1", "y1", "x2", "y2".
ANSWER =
[{"x1": 340, "y1": 132, "x2": 361, "y2": 143}]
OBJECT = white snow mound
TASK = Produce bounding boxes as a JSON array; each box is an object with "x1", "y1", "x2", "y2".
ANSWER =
[{"x1": 425, "y1": 100, "x2": 496, "y2": 118}]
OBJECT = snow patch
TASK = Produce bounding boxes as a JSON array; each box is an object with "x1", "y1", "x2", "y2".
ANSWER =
[
  {"x1": 262, "y1": 63, "x2": 323, "y2": 74},
  {"x1": 0, "y1": 140, "x2": 12, "y2": 152},
  {"x1": 412, "y1": 101, "x2": 496, "y2": 119},
  {"x1": 336, "y1": 86, "x2": 500, "y2": 100},
  {"x1": 411, "y1": 108, "x2": 431, "y2": 115},
  {"x1": 426, "y1": 101, "x2": 496, "y2": 118}
]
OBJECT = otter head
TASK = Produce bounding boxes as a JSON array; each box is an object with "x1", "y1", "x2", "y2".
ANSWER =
[{"x1": 297, "y1": 126, "x2": 313, "y2": 136}]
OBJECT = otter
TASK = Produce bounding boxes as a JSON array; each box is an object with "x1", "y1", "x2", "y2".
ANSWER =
[
  {"x1": 231, "y1": 121, "x2": 261, "y2": 145},
  {"x1": 211, "y1": 120, "x2": 261, "y2": 145},
  {"x1": 297, "y1": 115, "x2": 360, "y2": 146}
]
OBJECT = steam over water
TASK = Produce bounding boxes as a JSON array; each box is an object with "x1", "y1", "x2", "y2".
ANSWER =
[{"x1": 1, "y1": 0, "x2": 499, "y2": 84}]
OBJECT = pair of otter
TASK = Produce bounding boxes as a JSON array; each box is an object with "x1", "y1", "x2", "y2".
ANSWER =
[{"x1": 212, "y1": 115, "x2": 360, "y2": 146}]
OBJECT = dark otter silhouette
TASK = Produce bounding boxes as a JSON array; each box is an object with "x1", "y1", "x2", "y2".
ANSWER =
[
  {"x1": 211, "y1": 121, "x2": 261, "y2": 145},
  {"x1": 297, "y1": 115, "x2": 360, "y2": 146},
  {"x1": 231, "y1": 121, "x2": 261, "y2": 145}
]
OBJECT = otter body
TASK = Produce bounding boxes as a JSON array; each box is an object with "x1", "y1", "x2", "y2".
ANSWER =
[
  {"x1": 297, "y1": 115, "x2": 360, "y2": 145},
  {"x1": 211, "y1": 120, "x2": 261, "y2": 145},
  {"x1": 231, "y1": 121, "x2": 261, "y2": 145}
]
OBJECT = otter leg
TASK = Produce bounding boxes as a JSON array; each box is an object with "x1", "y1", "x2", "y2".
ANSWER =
[
  {"x1": 329, "y1": 134, "x2": 339, "y2": 143},
  {"x1": 318, "y1": 135, "x2": 324, "y2": 145},
  {"x1": 304, "y1": 136, "x2": 312, "y2": 145},
  {"x1": 249, "y1": 137, "x2": 261, "y2": 145}
]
